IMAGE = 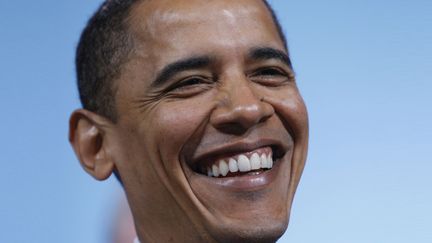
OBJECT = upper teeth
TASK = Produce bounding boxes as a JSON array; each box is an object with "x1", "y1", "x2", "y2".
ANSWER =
[{"x1": 206, "y1": 152, "x2": 273, "y2": 178}]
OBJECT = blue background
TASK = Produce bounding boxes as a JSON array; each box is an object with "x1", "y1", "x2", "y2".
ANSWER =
[{"x1": 1, "y1": 0, "x2": 431, "y2": 242}]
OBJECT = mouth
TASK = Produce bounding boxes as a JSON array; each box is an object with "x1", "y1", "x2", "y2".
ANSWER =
[{"x1": 190, "y1": 144, "x2": 286, "y2": 179}]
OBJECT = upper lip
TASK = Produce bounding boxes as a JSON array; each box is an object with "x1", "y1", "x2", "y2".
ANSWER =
[{"x1": 187, "y1": 138, "x2": 288, "y2": 169}]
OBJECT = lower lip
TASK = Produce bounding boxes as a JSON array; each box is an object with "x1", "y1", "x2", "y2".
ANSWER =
[{"x1": 197, "y1": 158, "x2": 283, "y2": 191}]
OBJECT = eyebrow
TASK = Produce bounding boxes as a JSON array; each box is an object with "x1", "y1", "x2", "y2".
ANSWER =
[
  {"x1": 151, "y1": 56, "x2": 212, "y2": 87},
  {"x1": 248, "y1": 47, "x2": 293, "y2": 69}
]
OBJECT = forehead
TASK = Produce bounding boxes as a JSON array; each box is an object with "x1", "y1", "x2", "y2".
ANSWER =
[
  {"x1": 118, "y1": 0, "x2": 285, "y2": 94},
  {"x1": 129, "y1": 0, "x2": 270, "y2": 26},
  {"x1": 127, "y1": 0, "x2": 283, "y2": 49}
]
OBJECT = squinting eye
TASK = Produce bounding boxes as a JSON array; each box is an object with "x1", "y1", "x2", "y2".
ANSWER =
[
  {"x1": 172, "y1": 77, "x2": 209, "y2": 90},
  {"x1": 250, "y1": 67, "x2": 293, "y2": 86},
  {"x1": 166, "y1": 76, "x2": 214, "y2": 97},
  {"x1": 178, "y1": 78, "x2": 206, "y2": 87},
  {"x1": 255, "y1": 68, "x2": 285, "y2": 77}
]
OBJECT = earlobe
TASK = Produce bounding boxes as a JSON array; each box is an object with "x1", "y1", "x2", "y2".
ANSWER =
[{"x1": 69, "y1": 109, "x2": 115, "y2": 181}]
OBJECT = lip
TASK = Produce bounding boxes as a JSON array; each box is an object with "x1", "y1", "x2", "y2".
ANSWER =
[
  {"x1": 187, "y1": 138, "x2": 288, "y2": 168},
  {"x1": 182, "y1": 149, "x2": 289, "y2": 192},
  {"x1": 203, "y1": 157, "x2": 283, "y2": 191},
  {"x1": 182, "y1": 138, "x2": 291, "y2": 191}
]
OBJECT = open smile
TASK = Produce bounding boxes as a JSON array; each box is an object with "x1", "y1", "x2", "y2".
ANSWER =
[
  {"x1": 203, "y1": 147, "x2": 274, "y2": 177},
  {"x1": 184, "y1": 140, "x2": 289, "y2": 190}
]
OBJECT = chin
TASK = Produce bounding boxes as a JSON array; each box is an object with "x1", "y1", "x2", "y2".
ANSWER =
[
  {"x1": 208, "y1": 216, "x2": 289, "y2": 243},
  {"x1": 180, "y1": 138, "x2": 296, "y2": 242}
]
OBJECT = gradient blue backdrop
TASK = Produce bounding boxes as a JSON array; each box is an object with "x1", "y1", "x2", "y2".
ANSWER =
[{"x1": 1, "y1": 0, "x2": 431, "y2": 242}]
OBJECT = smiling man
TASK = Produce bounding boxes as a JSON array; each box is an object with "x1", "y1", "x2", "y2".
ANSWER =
[{"x1": 69, "y1": 0, "x2": 308, "y2": 242}]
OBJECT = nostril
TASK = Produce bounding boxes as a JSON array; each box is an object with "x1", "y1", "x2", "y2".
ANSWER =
[
  {"x1": 258, "y1": 116, "x2": 269, "y2": 124},
  {"x1": 214, "y1": 122, "x2": 249, "y2": 135},
  {"x1": 210, "y1": 89, "x2": 274, "y2": 134},
  {"x1": 211, "y1": 113, "x2": 271, "y2": 135}
]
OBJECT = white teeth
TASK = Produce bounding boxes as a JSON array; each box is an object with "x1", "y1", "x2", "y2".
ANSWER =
[
  {"x1": 219, "y1": 160, "x2": 229, "y2": 176},
  {"x1": 250, "y1": 153, "x2": 261, "y2": 170},
  {"x1": 260, "y1": 153, "x2": 268, "y2": 168},
  {"x1": 204, "y1": 151, "x2": 274, "y2": 177},
  {"x1": 237, "y1": 155, "x2": 251, "y2": 172},
  {"x1": 212, "y1": 164, "x2": 220, "y2": 177},
  {"x1": 267, "y1": 154, "x2": 273, "y2": 168},
  {"x1": 228, "y1": 158, "x2": 238, "y2": 173}
]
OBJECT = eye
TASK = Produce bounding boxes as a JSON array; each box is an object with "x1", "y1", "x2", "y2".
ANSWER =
[
  {"x1": 250, "y1": 67, "x2": 294, "y2": 86},
  {"x1": 166, "y1": 76, "x2": 214, "y2": 96},
  {"x1": 173, "y1": 77, "x2": 210, "y2": 89},
  {"x1": 178, "y1": 77, "x2": 207, "y2": 87},
  {"x1": 255, "y1": 68, "x2": 285, "y2": 77}
]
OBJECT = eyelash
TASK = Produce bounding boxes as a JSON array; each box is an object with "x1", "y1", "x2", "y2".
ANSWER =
[
  {"x1": 164, "y1": 67, "x2": 293, "y2": 96},
  {"x1": 167, "y1": 76, "x2": 213, "y2": 93},
  {"x1": 255, "y1": 68, "x2": 284, "y2": 76},
  {"x1": 250, "y1": 67, "x2": 293, "y2": 84}
]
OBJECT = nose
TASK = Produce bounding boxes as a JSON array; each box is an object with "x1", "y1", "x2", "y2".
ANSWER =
[{"x1": 210, "y1": 79, "x2": 274, "y2": 134}]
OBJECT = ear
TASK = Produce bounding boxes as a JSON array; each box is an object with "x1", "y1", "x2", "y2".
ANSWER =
[{"x1": 69, "y1": 109, "x2": 115, "y2": 181}]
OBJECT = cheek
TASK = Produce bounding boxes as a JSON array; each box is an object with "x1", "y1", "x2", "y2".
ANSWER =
[
  {"x1": 265, "y1": 87, "x2": 309, "y2": 136},
  {"x1": 282, "y1": 92, "x2": 308, "y2": 125},
  {"x1": 149, "y1": 98, "x2": 213, "y2": 159}
]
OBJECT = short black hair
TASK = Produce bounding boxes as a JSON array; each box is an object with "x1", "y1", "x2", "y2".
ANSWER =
[
  {"x1": 75, "y1": 0, "x2": 287, "y2": 122},
  {"x1": 76, "y1": 0, "x2": 136, "y2": 122}
]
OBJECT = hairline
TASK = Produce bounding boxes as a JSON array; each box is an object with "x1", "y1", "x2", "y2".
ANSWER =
[{"x1": 78, "y1": 0, "x2": 288, "y2": 124}]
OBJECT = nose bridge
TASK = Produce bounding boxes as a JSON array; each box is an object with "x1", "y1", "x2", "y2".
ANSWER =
[
  {"x1": 226, "y1": 75, "x2": 259, "y2": 107},
  {"x1": 210, "y1": 73, "x2": 274, "y2": 132}
]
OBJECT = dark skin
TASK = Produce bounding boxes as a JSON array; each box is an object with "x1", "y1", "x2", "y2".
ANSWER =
[{"x1": 69, "y1": 0, "x2": 308, "y2": 242}]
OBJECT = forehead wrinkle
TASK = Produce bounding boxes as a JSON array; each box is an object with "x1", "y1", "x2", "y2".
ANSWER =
[{"x1": 129, "y1": 0, "x2": 266, "y2": 37}]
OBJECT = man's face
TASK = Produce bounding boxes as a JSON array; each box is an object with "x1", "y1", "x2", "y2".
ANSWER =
[{"x1": 110, "y1": 0, "x2": 308, "y2": 241}]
